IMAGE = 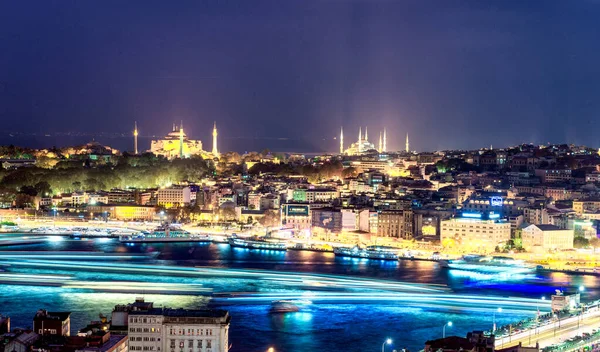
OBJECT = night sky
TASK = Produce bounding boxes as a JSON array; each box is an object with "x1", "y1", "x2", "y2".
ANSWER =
[{"x1": 1, "y1": 0, "x2": 600, "y2": 152}]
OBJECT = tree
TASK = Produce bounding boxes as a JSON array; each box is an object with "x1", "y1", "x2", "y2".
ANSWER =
[
  {"x1": 219, "y1": 207, "x2": 237, "y2": 222},
  {"x1": 259, "y1": 210, "x2": 280, "y2": 227},
  {"x1": 574, "y1": 237, "x2": 590, "y2": 249},
  {"x1": 589, "y1": 237, "x2": 600, "y2": 250},
  {"x1": 34, "y1": 181, "x2": 52, "y2": 196},
  {"x1": 19, "y1": 185, "x2": 38, "y2": 196}
]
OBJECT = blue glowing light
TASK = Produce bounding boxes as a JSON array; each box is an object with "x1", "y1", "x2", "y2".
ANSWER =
[{"x1": 462, "y1": 213, "x2": 482, "y2": 218}]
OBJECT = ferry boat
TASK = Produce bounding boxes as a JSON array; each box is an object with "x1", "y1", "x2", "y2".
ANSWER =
[
  {"x1": 440, "y1": 255, "x2": 533, "y2": 274},
  {"x1": 269, "y1": 300, "x2": 300, "y2": 313},
  {"x1": 119, "y1": 227, "x2": 212, "y2": 243},
  {"x1": 227, "y1": 235, "x2": 287, "y2": 251},
  {"x1": 334, "y1": 245, "x2": 399, "y2": 261}
]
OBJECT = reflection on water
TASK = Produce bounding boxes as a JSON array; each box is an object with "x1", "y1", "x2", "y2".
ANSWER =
[{"x1": 0, "y1": 238, "x2": 597, "y2": 351}]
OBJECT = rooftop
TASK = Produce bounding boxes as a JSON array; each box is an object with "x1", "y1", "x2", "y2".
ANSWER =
[{"x1": 130, "y1": 308, "x2": 229, "y2": 319}]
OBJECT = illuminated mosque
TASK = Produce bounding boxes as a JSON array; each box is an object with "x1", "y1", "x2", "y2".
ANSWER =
[
  {"x1": 135, "y1": 121, "x2": 219, "y2": 159},
  {"x1": 340, "y1": 127, "x2": 386, "y2": 155}
]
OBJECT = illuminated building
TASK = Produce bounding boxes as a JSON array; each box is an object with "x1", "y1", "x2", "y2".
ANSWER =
[
  {"x1": 88, "y1": 204, "x2": 156, "y2": 221},
  {"x1": 133, "y1": 121, "x2": 139, "y2": 154},
  {"x1": 291, "y1": 188, "x2": 339, "y2": 203},
  {"x1": 441, "y1": 216, "x2": 510, "y2": 252},
  {"x1": 343, "y1": 127, "x2": 379, "y2": 155},
  {"x1": 128, "y1": 308, "x2": 230, "y2": 352},
  {"x1": 377, "y1": 209, "x2": 413, "y2": 239},
  {"x1": 150, "y1": 123, "x2": 204, "y2": 159},
  {"x1": 521, "y1": 224, "x2": 574, "y2": 252},
  {"x1": 157, "y1": 186, "x2": 192, "y2": 208},
  {"x1": 311, "y1": 208, "x2": 343, "y2": 233},
  {"x1": 212, "y1": 121, "x2": 219, "y2": 157},
  {"x1": 573, "y1": 198, "x2": 600, "y2": 215},
  {"x1": 534, "y1": 168, "x2": 572, "y2": 184},
  {"x1": 281, "y1": 204, "x2": 311, "y2": 230}
]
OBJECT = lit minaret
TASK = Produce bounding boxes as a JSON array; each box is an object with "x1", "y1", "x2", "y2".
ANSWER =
[
  {"x1": 340, "y1": 127, "x2": 344, "y2": 154},
  {"x1": 133, "y1": 121, "x2": 139, "y2": 154},
  {"x1": 383, "y1": 128, "x2": 387, "y2": 152},
  {"x1": 212, "y1": 121, "x2": 219, "y2": 156},
  {"x1": 405, "y1": 133, "x2": 409, "y2": 153},
  {"x1": 378, "y1": 131, "x2": 383, "y2": 153},
  {"x1": 357, "y1": 127, "x2": 362, "y2": 153},
  {"x1": 179, "y1": 120, "x2": 184, "y2": 158},
  {"x1": 365, "y1": 126, "x2": 368, "y2": 141}
]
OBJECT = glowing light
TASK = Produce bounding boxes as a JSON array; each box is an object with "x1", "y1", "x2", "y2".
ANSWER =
[
  {"x1": 386, "y1": 339, "x2": 392, "y2": 344},
  {"x1": 447, "y1": 321, "x2": 453, "y2": 327},
  {"x1": 462, "y1": 213, "x2": 482, "y2": 218}
]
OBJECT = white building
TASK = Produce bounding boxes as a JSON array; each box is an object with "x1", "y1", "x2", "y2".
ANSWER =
[
  {"x1": 157, "y1": 187, "x2": 191, "y2": 208},
  {"x1": 441, "y1": 217, "x2": 511, "y2": 252},
  {"x1": 306, "y1": 189, "x2": 338, "y2": 203},
  {"x1": 521, "y1": 224, "x2": 574, "y2": 252},
  {"x1": 128, "y1": 308, "x2": 230, "y2": 352},
  {"x1": 259, "y1": 194, "x2": 280, "y2": 211}
]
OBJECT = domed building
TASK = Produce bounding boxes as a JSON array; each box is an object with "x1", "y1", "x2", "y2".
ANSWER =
[
  {"x1": 343, "y1": 127, "x2": 382, "y2": 156},
  {"x1": 150, "y1": 123, "x2": 203, "y2": 159}
]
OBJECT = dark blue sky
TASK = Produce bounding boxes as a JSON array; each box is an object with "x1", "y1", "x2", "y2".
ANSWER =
[{"x1": 1, "y1": 0, "x2": 600, "y2": 152}]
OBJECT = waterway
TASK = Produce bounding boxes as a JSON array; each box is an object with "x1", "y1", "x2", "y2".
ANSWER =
[{"x1": 0, "y1": 237, "x2": 597, "y2": 352}]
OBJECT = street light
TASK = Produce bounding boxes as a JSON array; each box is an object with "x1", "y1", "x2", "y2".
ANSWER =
[
  {"x1": 382, "y1": 338, "x2": 392, "y2": 352},
  {"x1": 443, "y1": 321, "x2": 453, "y2": 338},
  {"x1": 493, "y1": 307, "x2": 502, "y2": 333},
  {"x1": 267, "y1": 348, "x2": 274, "y2": 352}
]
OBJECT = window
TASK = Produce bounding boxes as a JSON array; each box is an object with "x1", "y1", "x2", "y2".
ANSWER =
[
  {"x1": 207, "y1": 340, "x2": 212, "y2": 348},
  {"x1": 197, "y1": 340, "x2": 203, "y2": 348}
]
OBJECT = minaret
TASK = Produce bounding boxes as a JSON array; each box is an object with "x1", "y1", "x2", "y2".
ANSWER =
[
  {"x1": 378, "y1": 131, "x2": 383, "y2": 153},
  {"x1": 383, "y1": 128, "x2": 387, "y2": 152},
  {"x1": 179, "y1": 120, "x2": 184, "y2": 158},
  {"x1": 212, "y1": 121, "x2": 219, "y2": 156},
  {"x1": 365, "y1": 126, "x2": 368, "y2": 141},
  {"x1": 340, "y1": 127, "x2": 344, "y2": 154},
  {"x1": 358, "y1": 127, "x2": 362, "y2": 153},
  {"x1": 405, "y1": 133, "x2": 409, "y2": 153},
  {"x1": 133, "y1": 121, "x2": 139, "y2": 154}
]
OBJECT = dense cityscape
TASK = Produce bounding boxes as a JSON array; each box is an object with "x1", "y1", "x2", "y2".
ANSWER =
[
  {"x1": 1, "y1": 120, "x2": 600, "y2": 351},
  {"x1": 3, "y1": 1, "x2": 600, "y2": 352}
]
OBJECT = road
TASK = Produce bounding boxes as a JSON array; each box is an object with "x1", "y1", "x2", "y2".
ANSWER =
[{"x1": 497, "y1": 308, "x2": 600, "y2": 349}]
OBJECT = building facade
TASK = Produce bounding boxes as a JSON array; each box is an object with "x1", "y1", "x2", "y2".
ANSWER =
[
  {"x1": 521, "y1": 224, "x2": 574, "y2": 251},
  {"x1": 440, "y1": 218, "x2": 511, "y2": 252},
  {"x1": 157, "y1": 187, "x2": 192, "y2": 208},
  {"x1": 128, "y1": 308, "x2": 230, "y2": 352}
]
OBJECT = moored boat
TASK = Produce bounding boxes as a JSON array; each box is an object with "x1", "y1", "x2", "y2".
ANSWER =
[
  {"x1": 228, "y1": 235, "x2": 287, "y2": 251},
  {"x1": 441, "y1": 254, "x2": 533, "y2": 274},
  {"x1": 119, "y1": 226, "x2": 212, "y2": 243},
  {"x1": 334, "y1": 245, "x2": 399, "y2": 261}
]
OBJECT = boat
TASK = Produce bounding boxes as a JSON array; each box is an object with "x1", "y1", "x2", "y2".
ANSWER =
[
  {"x1": 269, "y1": 300, "x2": 300, "y2": 313},
  {"x1": 440, "y1": 255, "x2": 533, "y2": 274},
  {"x1": 119, "y1": 226, "x2": 212, "y2": 243},
  {"x1": 334, "y1": 245, "x2": 399, "y2": 261},
  {"x1": 228, "y1": 235, "x2": 287, "y2": 251}
]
